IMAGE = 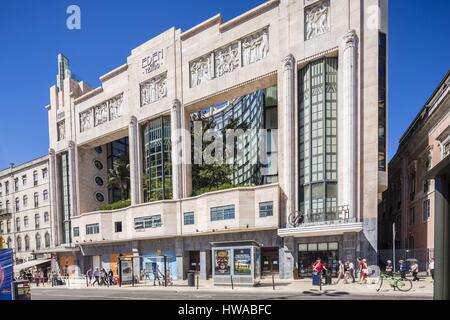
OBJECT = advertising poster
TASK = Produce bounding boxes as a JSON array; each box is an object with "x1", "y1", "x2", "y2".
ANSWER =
[
  {"x1": 215, "y1": 250, "x2": 231, "y2": 275},
  {"x1": 234, "y1": 249, "x2": 252, "y2": 275},
  {"x1": 120, "y1": 260, "x2": 133, "y2": 282},
  {"x1": 0, "y1": 249, "x2": 13, "y2": 300}
]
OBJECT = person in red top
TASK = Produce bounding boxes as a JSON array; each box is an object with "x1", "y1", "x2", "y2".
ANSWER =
[{"x1": 313, "y1": 259, "x2": 325, "y2": 274}]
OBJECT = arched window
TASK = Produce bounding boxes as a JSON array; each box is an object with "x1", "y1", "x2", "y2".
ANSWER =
[
  {"x1": 15, "y1": 197, "x2": 19, "y2": 212},
  {"x1": 23, "y1": 195, "x2": 28, "y2": 207},
  {"x1": 24, "y1": 216, "x2": 29, "y2": 228},
  {"x1": 43, "y1": 190, "x2": 49, "y2": 201},
  {"x1": 35, "y1": 233, "x2": 41, "y2": 250},
  {"x1": 33, "y1": 171, "x2": 38, "y2": 186},
  {"x1": 7, "y1": 237, "x2": 12, "y2": 248},
  {"x1": 25, "y1": 235, "x2": 30, "y2": 251},
  {"x1": 15, "y1": 217, "x2": 20, "y2": 232},
  {"x1": 5, "y1": 200, "x2": 10, "y2": 212},
  {"x1": 44, "y1": 212, "x2": 49, "y2": 223},
  {"x1": 45, "y1": 232, "x2": 50, "y2": 248},
  {"x1": 35, "y1": 214, "x2": 40, "y2": 228},
  {"x1": 16, "y1": 236, "x2": 22, "y2": 252},
  {"x1": 34, "y1": 193, "x2": 39, "y2": 208}
]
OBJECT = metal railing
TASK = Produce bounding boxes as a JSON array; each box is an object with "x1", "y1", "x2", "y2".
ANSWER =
[{"x1": 289, "y1": 205, "x2": 355, "y2": 228}]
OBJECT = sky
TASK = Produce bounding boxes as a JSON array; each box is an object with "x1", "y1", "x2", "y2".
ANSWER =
[{"x1": 0, "y1": 0, "x2": 449, "y2": 169}]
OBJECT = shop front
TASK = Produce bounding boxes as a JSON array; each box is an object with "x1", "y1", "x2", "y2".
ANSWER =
[
  {"x1": 212, "y1": 241, "x2": 261, "y2": 286},
  {"x1": 298, "y1": 241, "x2": 339, "y2": 278}
]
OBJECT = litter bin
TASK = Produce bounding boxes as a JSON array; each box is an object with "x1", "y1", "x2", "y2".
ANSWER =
[
  {"x1": 187, "y1": 272, "x2": 196, "y2": 287},
  {"x1": 312, "y1": 272, "x2": 320, "y2": 286},
  {"x1": 12, "y1": 280, "x2": 31, "y2": 300}
]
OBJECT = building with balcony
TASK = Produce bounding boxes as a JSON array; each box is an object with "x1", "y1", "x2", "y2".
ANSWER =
[
  {"x1": 45, "y1": 0, "x2": 388, "y2": 280},
  {"x1": 0, "y1": 156, "x2": 52, "y2": 263},
  {"x1": 379, "y1": 71, "x2": 450, "y2": 267}
]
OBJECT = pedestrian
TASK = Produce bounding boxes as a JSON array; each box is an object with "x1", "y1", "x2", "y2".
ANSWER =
[
  {"x1": 92, "y1": 268, "x2": 100, "y2": 286},
  {"x1": 85, "y1": 268, "x2": 93, "y2": 287},
  {"x1": 40, "y1": 270, "x2": 45, "y2": 287},
  {"x1": 385, "y1": 260, "x2": 393, "y2": 276},
  {"x1": 34, "y1": 270, "x2": 40, "y2": 287},
  {"x1": 335, "y1": 260, "x2": 345, "y2": 284},
  {"x1": 429, "y1": 259, "x2": 435, "y2": 281},
  {"x1": 410, "y1": 261, "x2": 420, "y2": 282},
  {"x1": 108, "y1": 269, "x2": 114, "y2": 286},
  {"x1": 347, "y1": 260, "x2": 355, "y2": 283},
  {"x1": 101, "y1": 268, "x2": 109, "y2": 287},
  {"x1": 359, "y1": 259, "x2": 369, "y2": 284},
  {"x1": 153, "y1": 264, "x2": 162, "y2": 286},
  {"x1": 399, "y1": 260, "x2": 408, "y2": 279}
]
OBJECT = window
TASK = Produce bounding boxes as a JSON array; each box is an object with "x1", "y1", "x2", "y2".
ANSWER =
[
  {"x1": 33, "y1": 171, "x2": 38, "y2": 186},
  {"x1": 16, "y1": 236, "x2": 22, "y2": 252},
  {"x1": 423, "y1": 180, "x2": 430, "y2": 194},
  {"x1": 7, "y1": 237, "x2": 11, "y2": 248},
  {"x1": 259, "y1": 202, "x2": 274, "y2": 217},
  {"x1": 423, "y1": 200, "x2": 431, "y2": 222},
  {"x1": 60, "y1": 152, "x2": 72, "y2": 244},
  {"x1": 7, "y1": 220, "x2": 11, "y2": 233},
  {"x1": 134, "y1": 216, "x2": 162, "y2": 230},
  {"x1": 25, "y1": 235, "x2": 30, "y2": 251},
  {"x1": 24, "y1": 216, "x2": 29, "y2": 228},
  {"x1": 211, "y1": 205, "x2": 235, "y2": 221},
  {"x1": 184, "y1": 212, "x2": 195, "y2": 225},
  {"x1": 44, "y1": 212, "x2": 49, "y2": 223},
  {"x1": 0, "y1": 182, "x2": 2, "y2": 197},
  {"x1": 409, "y1": 207, "x2": 415, "y2": 226},
  {"x1": 5, "y1": 200, "x2": 10, "y2": 212},
  {"x1": 0, "y1": 221, "x2": 3, "y2": 234},
  {"x1": 114, "y1": 221, "x2": 123, "y2": 233},
  {"x1": 43, "y1": 190, "x2": 49, "y2": 201},
  {"x1": 22, "y1": 175, "x2": 27, "y2": 186},
  {"x1": 35, "y1": 214, "x2": 40, "y2": 228},
  {"x1": 444, "y1": 141, "x2": 450, "y2": 159},
  {"x1": 15, "y1": 197, "x2": 20, "y2": 212},
  {"x1": 36, "y1": 233, "x2": 41, "y2": 250},
  {"x1": 5, "y1": 181, "x2": 9, "y2": 195},
  {"x1": 23, "y1": 195, "x2": 28, "y2": 207},
  {"x1": 86, "y1": 223, "x2": 100, "y2": 235},
  {"x1": 42, "y1": 168, "x2": 48, "y2": 179},
  {"x1": 142, "y1": 116, "x2": 173, "y2": 202},
  {"x1": 378, "y1": 32, "x2": 387, "y2": 171},
  {"x1": 73, "y1": 227, "x2": 80, "y2": 237},
  {"x1": 299, "y1": 58, "x2": 338, "y2": 219},
  {"x1": 16, "y1": 217, "x2": 20, "y2": 232},
  {"x1": 14, "y1": 178, "x2": 19, "y2": 192},
  {"x1": 34, "y1": 192, "x2": 39, "y2": 208},
  {"x1": 45, "y1": 233, "x2": 50, "y2": 248}
]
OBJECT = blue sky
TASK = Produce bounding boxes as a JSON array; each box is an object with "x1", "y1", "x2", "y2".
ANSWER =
[{"x1": 0, "y1": 0, "x2": 449, "y2": 169}]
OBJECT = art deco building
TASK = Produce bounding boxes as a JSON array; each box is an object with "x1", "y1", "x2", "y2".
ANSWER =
[
  {"x1": 46, "y1": 0, "x2": 388, "y2": 279},
  {"x1": 379, "y1": 71, "x2": 450, "y2": 266},
  {"x1": 0, "y1": 156, "x2": 52, "y2": 263}
]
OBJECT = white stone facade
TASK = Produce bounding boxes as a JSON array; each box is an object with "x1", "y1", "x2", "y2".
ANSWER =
[
  {"x1": 0, "y1": 156, "x2": 52, "y2": 262},
  {"x1": 45, "y1": 0, "x2": 388, "y2": 279}
]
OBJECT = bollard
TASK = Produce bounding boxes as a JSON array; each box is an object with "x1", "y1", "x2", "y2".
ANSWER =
[
  {"x1": 231, "y1": 275, "x2": 234, "y2": 290},
  {"x1": 272, "y1": 274, "x2": 275, "y2": 291},
  {"x1": 196, "y1": 275, "x2": 199, "y2": 290},
  {"x1": 319, "y1": 272, "x2": 323, "y2": 292}
]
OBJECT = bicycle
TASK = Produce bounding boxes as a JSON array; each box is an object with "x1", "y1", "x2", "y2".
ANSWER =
[{"x1": 376, "y1": 273, "x2": 413, "y2": 292}]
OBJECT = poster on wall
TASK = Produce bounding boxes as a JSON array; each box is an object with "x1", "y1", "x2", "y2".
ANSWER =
[
  {"x1": 0, "y1": 249, "x2": 13, "y2": 300},
  {"x1": 215, "y1": 250, "x2": 231, "y2": 275},
  {"x1": 234, "y1": 249, "x2": 252, "y2": 275},
  {"x1": 141, "y1": 251, "x2": 177, "y2": 281},
  {"x1": 120, "y1": 260, "x2": 133, "y2": 282}
]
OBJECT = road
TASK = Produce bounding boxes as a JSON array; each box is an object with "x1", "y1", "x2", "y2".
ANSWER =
[{"x1": 30, "y1": 287, "x2": 432, "y2": 300}]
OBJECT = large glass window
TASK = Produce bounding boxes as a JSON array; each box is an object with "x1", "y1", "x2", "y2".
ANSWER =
[
  {"x1": 211, "y1": 205, "x2": 235, "y2": 221},
  {"x1": 86, "y1": 223, "x2": 100, "y2": 235},
  {"x1": 299, "y1": 58, "x2": 338, "y2": 222},
  {"x1": 184, "y1": 212, "x2": 195, "y2": 225},
  {"x1": 142, "y1": 117, "x2": 172, "y2": 202},
  {"x1": 60, "y1": 152, "x2": 71, "y2": 244},
  {"x1": 107, "y1": 137, "x2": 130, "y2": 202},
  {"x1": 134, "y1": 215, "x2": 162, "y2": 230},
  {"x1": 259, "y1": 202, "x2": 274, "y2": 218},
  {"x1": 378, "y1": 32, "x2": 387, "y2": 171}
]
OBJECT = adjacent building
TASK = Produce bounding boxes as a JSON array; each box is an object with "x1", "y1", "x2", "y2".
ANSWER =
[
  {"x1": 45, "y1": 0, "x2": 388, "y2": 280},
  {"x1": 0, "y1": 156, "x2": 52, "y2": 263},
  {"x1": 379, "y1": 71, "x2": 450, "y2": 267}
]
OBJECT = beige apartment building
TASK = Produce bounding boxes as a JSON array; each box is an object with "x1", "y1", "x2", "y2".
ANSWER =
[
  {"x1": 380, "y1": 71, "x2": 450, "y2": 267},
  {"x1": 0, "y1": 156, "x2": 52, "y2": 263},
  {"x1": 45, "y1": 0, "x2": 388, "y2": 280}
]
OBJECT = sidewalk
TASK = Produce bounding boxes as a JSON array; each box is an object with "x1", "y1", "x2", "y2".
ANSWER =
[{"x1": 31, "y1": 276, "x2": 434, "y2": 298}]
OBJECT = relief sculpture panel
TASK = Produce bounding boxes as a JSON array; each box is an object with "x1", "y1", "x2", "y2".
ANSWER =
[{"x1": 305, "y1": 0, "x2": 330, "y2": 40}]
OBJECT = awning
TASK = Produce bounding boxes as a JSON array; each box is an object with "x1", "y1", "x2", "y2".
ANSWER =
[{"x1": 14, "y1": 259, "x2": 51, "y2": 273}]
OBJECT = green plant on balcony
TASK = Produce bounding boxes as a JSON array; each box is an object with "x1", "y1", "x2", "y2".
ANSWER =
[
  {"x1": 98, "y1": 199, "x2": 131, "y2": 211},
  {"x1": 107, "y1": 154, "x2": 130, "y2": 201}
]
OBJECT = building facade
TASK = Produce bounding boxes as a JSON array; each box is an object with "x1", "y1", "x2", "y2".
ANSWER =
[
  {"x1": 46, "y1": 0, "x2": 388, "y2": 280},
  {"x1": 0, "y1": 156, "x2": 52, "y2": 263},
  {"x1": 380, "y1": 72, "x2": 450, "y2": 263}
]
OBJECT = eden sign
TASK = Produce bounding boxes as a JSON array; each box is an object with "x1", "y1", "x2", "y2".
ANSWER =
[{"x1": 142, "y1": 49, "x2": 164, "y2": 75}]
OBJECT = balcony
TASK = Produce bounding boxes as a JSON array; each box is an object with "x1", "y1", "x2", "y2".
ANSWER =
[{"x1": 278, "y1": 205, "x2": 362, "y2": 238}]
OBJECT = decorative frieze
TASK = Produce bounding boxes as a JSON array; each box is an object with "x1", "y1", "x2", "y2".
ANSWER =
[
  {"x1": 189, "y1": 26, "x2": 269, "y2": 88},
  {"x1": 242, "y1": 28, "x2": 269, "y2": 66},
  {"x1": 140, "y1": 72, "x2": 168, "y2": 107},
  {"x1": 305, "y1": 0, "x2": 330, "y2": 41},
  {"x1": 79, "y1": 93, "x2": 124, "y2": 133}
]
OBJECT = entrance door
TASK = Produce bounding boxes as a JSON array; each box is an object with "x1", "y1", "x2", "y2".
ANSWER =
[
  {"x1": 261, "y1": 248, "x2": 279, "y2": 275},
  {"x1": 189, "y1": 251, "x2": 200, "y2": 273}
]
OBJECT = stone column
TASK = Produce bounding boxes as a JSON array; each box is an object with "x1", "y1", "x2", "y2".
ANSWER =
[
  {"x1": 341, "y1": 30, "x2": 358, "y2": 219},
  {"x1": 68, "y1": 141, "x2": 78, "y2": 219},
  {"x1": 279, "y1": 237, "x2": 295, "y2": 280},
  {"x1": 171, "y1": 99, "x2": 183, "y2": 200},
  {"x1": 129, "y1": 116, "x2": 140, "y2": 206},
  {"x1": 175, "y1": 237, "x2": 184, "y2": 280},
  {"x1": 282, "y1": 55, "x2": 296, "y2": 223},
  {"x1": 49, "y1": 149, "x2": 60, "y2": 246},
  {"x1": 199, "y1": 250, "x2": 211, "y2": 280}
]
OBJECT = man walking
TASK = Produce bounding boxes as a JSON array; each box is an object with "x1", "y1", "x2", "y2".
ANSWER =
[
  {"x1": 429, "y1": 259, "x2": 435, "y2": 281},
  {"x1": 410, "y1": 261, "x2": 420, "y2": 282},
  {"x1": 347, "y1": 260, "x2": 356, "y2": 283},
  {"x1": 92, "y1": 268, "x2": 100, "y2": 286},
  {"x1": 85, "y1": 268, "x2": 93, "y2": 287}
]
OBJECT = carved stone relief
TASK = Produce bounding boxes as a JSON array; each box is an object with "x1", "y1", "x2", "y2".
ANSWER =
[
  {"x1": 79, "y1": 93, "x2": 124, "y2": 133},
  {"x1": 109, "y1": 94, "x2": 123, "y2": 120},
  {"x1": 305, "y1": 0, "x2": 330, "y2": 40},
  {"x1": 190, "y1": 54, "x2": 213, "y2": 88},
  {"x1": 80, "y1": 110, "x2": 92, "y2": 133},
  {"x1": 140, "y1": 72, "x2": 168, "y2": 106},
  {"x1": 242, "y1": 28, "x2": 269, "y2": 66},
  {"x1": 215, "y1": 42, "x2": 240, "y2": 78},
  {"x1": 94, "y1": 102, "x2": 109, "y2": 127},
  {"x1": 57, "y1": 120, "x2": 66, "y2": 141}
]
